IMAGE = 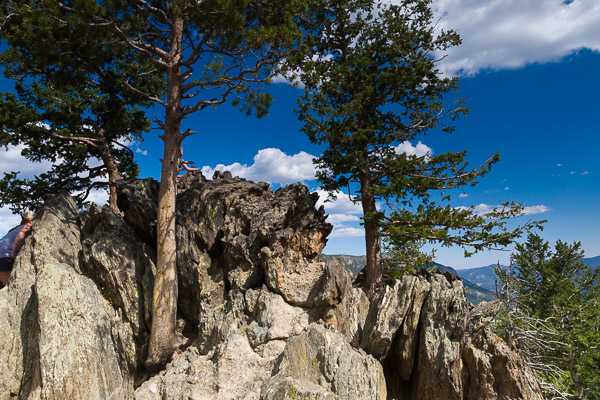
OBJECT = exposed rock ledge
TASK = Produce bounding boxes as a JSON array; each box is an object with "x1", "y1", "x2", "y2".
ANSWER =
[{"x1": 0, "y1": 172, "x2": 543, "y2": 399}]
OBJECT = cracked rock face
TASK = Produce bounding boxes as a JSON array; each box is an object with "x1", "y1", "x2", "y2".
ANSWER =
[
  {"x1": 262, "y1": 323, "x2": 388, "y2": 400},
  {"x1": 0, "y1": 176, "x2": 543, "y2": 400},
  {"x1": 0, "y1": 193, "x2": 136, "y2": 399}
]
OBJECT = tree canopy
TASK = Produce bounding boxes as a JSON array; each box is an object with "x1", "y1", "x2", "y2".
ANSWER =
[
  {"x1": 0, "y1": 2, "x2": 163, "y2": 212},
  {"x1": 496, "y1": 234, "x2": 600, "y2": 399},
  {"x1": 296, "y1": 0, "x2": 541, "y2": 294}
]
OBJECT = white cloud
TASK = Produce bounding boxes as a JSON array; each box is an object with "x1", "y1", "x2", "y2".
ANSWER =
[
  {"x1": 395, "y1": 141, "x2": 433, "y2": 158},
  {"x1": 456, "y1": 203, "x2": 496, "y2": 217},
  {"x1": 71, "y1": 188, "x2": 109, "y2": 207},
  {"x1": 326, "y1": 213, "x2": 360, "y2": 224},
  {"x1": 581, "y1": 171, "x2": 591, "y2": 175},
  {"x1": 521, "y1": 205, "x2": 551, "y2": 215},
  {"x1": 313, "y1": 189, "x2": 365, "y2": 238},
  {"x1": 430, "y1": 0, "x2": 600, "y2": 75},
  {"x1": 273, "y1": 1, "x2": 600, "y2": 83},
  {"x1": 0, "y1": 144, "x2": 55, "y2": 179},
  {"x1": 201, "y1": 148, "x2": 316, "y2": 185},
  {"x1": 123, "y1": 136, "x2": 151, "y2": 158},
  {"x1": 456, "y1": 203, "x2": 550, "y2": 217},
  {"x1": 458, "y1": 193, "x2": 468, "y2": 198},
  {"x1": 85, "y1": 189, "x2": 109, "y2": 206},
  {"x1": 557, "y1": 163, "x2": 563, "y2": 167},
  {"x1": 570, "y1": 171, "x2": 576, "y2": 175},
  {"x1": 330, "y1": 226, "x2": 365, "y2": 238},
  {"x1": 504, "y1": 186, "x2": 510, "y2": 191},
  {"x1": 271, "y1": 71, "x2": 304, "y2": 88},
  {"x1": 315, "y1": 189, "x2": 363, "y2": 215}
]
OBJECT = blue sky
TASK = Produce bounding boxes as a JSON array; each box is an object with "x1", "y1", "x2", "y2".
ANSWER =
[{"x1": 1, "y1": 0, "x2": 599, "y2": 269}]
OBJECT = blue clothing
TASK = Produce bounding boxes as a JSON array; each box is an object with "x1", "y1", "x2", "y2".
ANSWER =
[{"x1": 0, "y1": 224, "x2": 24, "y2": 259}]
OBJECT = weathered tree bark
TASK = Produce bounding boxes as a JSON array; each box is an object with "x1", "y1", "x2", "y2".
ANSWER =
[
  {"x1": 95, "y1": 129, "x2": 123, "y2": 213},
  {"x1": 145, "y1": 17, "x2": 186, "y2": 370},
  {"x1": 361, "y1": 171, "x2": 382, "y2": 296}
]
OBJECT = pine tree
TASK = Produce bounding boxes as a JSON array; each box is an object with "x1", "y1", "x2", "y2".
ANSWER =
[
  {"x1": 0, "y1": 3, "x2": 162, "y2": 212},
  {"x1": 296, "y1": 0, "x2": 539, "y2": 295},
  {"x1": 496, "y1": 234, "x2": 600, "y2": 399}
]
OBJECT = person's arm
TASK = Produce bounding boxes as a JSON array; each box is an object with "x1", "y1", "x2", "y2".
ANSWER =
[
  {"x1": 180, "y1": 162, "x2": 200, "y2": 172},
  {"x1": 10, "y1": 223, "x2": 32, "y2": 259}
]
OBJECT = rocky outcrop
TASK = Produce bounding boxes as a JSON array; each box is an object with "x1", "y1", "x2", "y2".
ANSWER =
[
  {"x1": 115, "y1": 178, "x2": 160, "y2": 248},
  {"x1": 80, "y1": 204, "x2": 157, "y2": 374},
  {"x1": 0, "y1": 173, "x2": 543, "y2": 399},
  {"x1": 0, "y1": 193, "x2": 136, "y2": 399},
  {"x1": 462, "y1": 301, "x2": 544, "y2": 400},
  {"x1": 174, "y1": 173, "x2": 332, "y2": 302}
]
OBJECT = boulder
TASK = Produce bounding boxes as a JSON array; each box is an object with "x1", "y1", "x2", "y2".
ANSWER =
[
  {"x1": 80, "y1": 204, "x2": 157, "y2": 371},
  {"x1": 174, "y1": 175, "x2": 333, "y2": 306},
  {"x1": 134, "y1": 332, "x2": 288, "y2": 400},
  {"x1": 462, "y1": 301, "x2": 544, "y2": 400},
  {"x1": 135, "y1": 288, "x2": 287, "y2": 400},
  {"x1": 262, "y1": 255, "x2": 353, "y2": 307},
  {"x1": 262, "y1": 323, "x2": 387, "y2": 400},
  {"x1": 245, "y1": 285, "x2": 311, "y2": 348},
  {"x1": 261, "y1": 377, "x2": 337, "y2": 400},
  {"x1": 361, "y1": 274, "x2": 431, "y2": 360},
  {"x1": 35, "y1": 263, "x2": 133, "y2": 399},
  {"x1": 0, "y1": 192, "x2": 135, "y2": 399},
  {"x1": 0, "y1": 192, "x2": 83, "y2": 398},
  {"x1": 406, "y1": 273, "x2": 469, "y2": 400},
  {"x1": 325, "y1": 286, "x2": 370, "y2": 347},
  {"x1": 115, "y1": 178, "x2": 160, "y2": 247}
]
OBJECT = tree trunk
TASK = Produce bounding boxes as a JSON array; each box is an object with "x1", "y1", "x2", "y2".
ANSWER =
[
  {"x1": 361, "y1": 172, "x2": 381, "y2": 296},
  {"x1": 95, "y1": 129, "x2": 123, "y2": 213},
  {"x1": 145, "y1": 17, "x2": 186, "y2": 370},
  {"x1": 568, "y1": 349, "x2": 586, "y2": 399}
]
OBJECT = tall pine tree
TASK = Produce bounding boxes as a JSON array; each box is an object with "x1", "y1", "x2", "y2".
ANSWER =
[{"x1": 296, "y1": 0, "x2": 539, "y2": 294}]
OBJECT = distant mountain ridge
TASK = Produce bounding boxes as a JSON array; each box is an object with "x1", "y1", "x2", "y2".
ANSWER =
[
  {"x1": 322, "y1": 255, "x2": 496, "y2": 305},
  {"x1": 322, "y1": 254, "x2": 366, "y2": 276},
  {"x1": 323, "y1": 254, "x2": 600, "y2": 305},
  {"x1": 429, "y1": 262, "x2": 496, "y2": 305},
  {"x1": 453, "y1": 256, "x2": 600, "y2": 293},
  {"x1": 455, "y1": 264, "x2": 504, "y2": 292}
]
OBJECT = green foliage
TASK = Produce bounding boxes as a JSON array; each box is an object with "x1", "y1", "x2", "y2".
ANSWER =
[
  {"x1": 0, "y1": 0, "x2": 311, "y2": 214},
  {"x1": 24, "y1": 0, "x2": 317, "y2": 369},
  {"x1": 90, "y1": 0, "x2": 307, "y2": 119},
  {"x1": 296, "y1": 0, "x2": 541, "y2": 291},
  {"x1": 288, "y1": 385, "x2": 299, "y2": 400},
  {"x1": 495, "y1": 233, "x2": 600, "y2": 399},
  {"x1": 0, "y1": 0, "x2": 163, "y2": 212},
  {"x1": 382, "y1": 239, "x2": 435, "y2": 278}
]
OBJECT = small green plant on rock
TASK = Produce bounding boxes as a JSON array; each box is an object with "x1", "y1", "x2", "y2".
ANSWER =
[{"x1": 288, "y1": 385, "x2": 299, "y2": 400}]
